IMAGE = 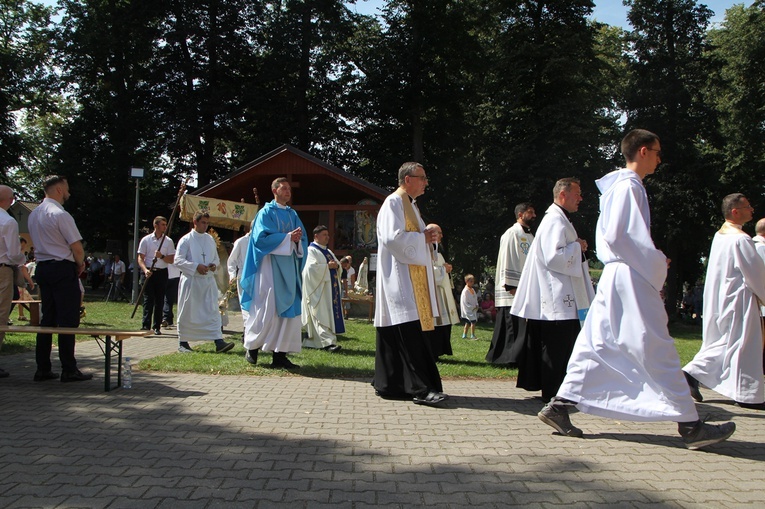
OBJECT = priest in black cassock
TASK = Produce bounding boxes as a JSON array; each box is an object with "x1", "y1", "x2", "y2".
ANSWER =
[{"x1": 372, "y1": 162, "x2": 446, "y2": 407}]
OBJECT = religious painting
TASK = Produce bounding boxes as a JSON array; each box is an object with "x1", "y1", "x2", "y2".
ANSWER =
[{"x1": 354, "y1": 199, "x2": 378, "y2": 249}]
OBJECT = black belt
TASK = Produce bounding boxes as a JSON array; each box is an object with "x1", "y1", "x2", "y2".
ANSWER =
[
  {"x1": 151, "y1": 268, "x2": 168, "y2": 271},
  {"x1": 38, "y1": 260, "x2": 75, "y2": 265}
]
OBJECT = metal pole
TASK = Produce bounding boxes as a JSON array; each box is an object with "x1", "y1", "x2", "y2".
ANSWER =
[{"x1": 131, "y1": 178, "x2": 140, "y2": 304}]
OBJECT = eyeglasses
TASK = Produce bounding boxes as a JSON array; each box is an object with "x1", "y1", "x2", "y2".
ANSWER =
[
  {"x1": 646, "y1": 148, "x2": 663, "y2": 158},
  {"x1": 409, "y1": 174, "x2": 428, "y2": 181}
]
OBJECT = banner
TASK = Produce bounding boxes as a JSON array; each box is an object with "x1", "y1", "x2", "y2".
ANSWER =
[{"x1": 180, "y1": 194, "x2": 259, "y2": 231}]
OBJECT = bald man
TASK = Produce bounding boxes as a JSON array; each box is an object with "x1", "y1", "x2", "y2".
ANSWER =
[{"x1": 0, "y1": 185, "x2": 26, "y2": 378}]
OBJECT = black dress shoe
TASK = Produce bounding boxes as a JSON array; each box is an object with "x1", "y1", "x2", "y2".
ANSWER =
[
  {"x1": 153, "y1": 328, "x2": 161, "y2": 335},
  {"x1": 0, "y1": 368, "x2": 9, "y2": 378},
  {"x1": 412, "y1": 391, "x2": 448, "y2": 406},
  {"x1": 271, "y1": 352, "x2": 300, "y2": 369},
  {"x1": 60, "y1": 370, "x2": 94, "y2": 383},
  {"x1": 215, "y1": 341, "x2": 235, "y2": 353},
  {"x1": 323, "y1": 344, "x2": 342, "y2": 352},
  {"x1": 684, "y1": 371, "x2": 703, "y2": 402},
  {"x1": 34, "y1": 370, "x2": 59, "y2": 382},
  {"x1": 736, "y1": 401, "x2": 765, "y2": 410},
  {"x1": 245, "y1": 349, "x2": 258, "y2": 365}
]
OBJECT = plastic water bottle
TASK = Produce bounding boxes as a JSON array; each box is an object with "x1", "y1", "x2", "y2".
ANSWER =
[{"x1": 122, "y1": 357, "x2": 133, "y2": 389}]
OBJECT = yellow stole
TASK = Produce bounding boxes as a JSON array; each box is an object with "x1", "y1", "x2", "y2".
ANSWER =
[
  {"x1": 394, "y1": 187, "x2": 434, "y2": 331},
  {"x1": 718, "y1": 221, "x2": 746, "y2": 236}
]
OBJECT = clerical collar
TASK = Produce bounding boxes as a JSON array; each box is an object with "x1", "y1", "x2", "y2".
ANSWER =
[
  {"x1": 554, "y1": 203, "x2": 571, "y2": 220},
  {"x1": 519, "y1": 223, "x2": 532, "y2": 234}
]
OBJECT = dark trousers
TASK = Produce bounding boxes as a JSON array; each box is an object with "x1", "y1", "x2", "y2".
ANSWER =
[
  {"x1": 142, "y1": 269, "x2": 168, "y2": 329},
  {"x1": 35, "y1": 260, "x2": 80, "y2": 372},
  {"x1": 517, "y1": 318, "x2": 580, "y2": 402},
  {"x1": 163, "y1": 276, "x2": 179, "y2": 325},
  {"x1": 486, "y1": 306, "x2": 526, "y2": 365},
  {"x1": 374, "y1": 320, "x2": 443, "y2": 397}
]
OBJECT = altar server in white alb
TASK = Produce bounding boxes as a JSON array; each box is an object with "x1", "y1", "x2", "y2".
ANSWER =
[
  {"x1": 486, "y1": 202, "x2": 536, "y2": 365},
  {"x1": 240, "y1": 178, "x2": 307, "y2": 369},
  {"x1": 227, "y1": 226, "x2": 251, "y2": 323},
  {"x1": 683, "y1": 194, "x2": 765, "y2": 410},
  {"x1": 427, "y1": 223, "x2": 460, "y2": 359},
  {"x1": 373, "y1": 162, "x2": 446, "y2": 406},
  {"x1": 174, "y1": 212, "x2": 235, "y2": 354},
  {"x1": 511, "y1": 179, "x2": 594, "y2": 402},
  {"x1": 538, "y1": 129, "x2": 735, "y2": 450},
  {"x1": 301, "y1": 225, "x2": 344, "y2": 352}
]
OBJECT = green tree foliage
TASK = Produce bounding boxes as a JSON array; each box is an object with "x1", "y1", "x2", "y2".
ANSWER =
[
  {"x1": 623, "y1": 0, "x2": 718, "y2": 310},
  {"x1": 705, "y1": 2, "x2": 765, "y2": 211},
  {"x1": 0, "y1": 0, "x2": 54, "y2": 184},
  {"x1": 53, "y1": 0, "x2": 170, "y2": 250}
]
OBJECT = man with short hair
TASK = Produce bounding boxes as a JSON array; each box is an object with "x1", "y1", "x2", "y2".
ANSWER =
[
  {"x1": 301, "y1": 225, "x2": 345, "y2": 352},
  {"x1": 486, "y1": 202, "x2": 536, "y2": 365},
  {"x1": 511, "y1": 179, "x2": 593, "y2": 402},
  {"x1": 538, "y1": 129, "x2": 735, "y2": 450},
  {"x1": 111, "y1": 254, "x2": 126, "y2": 300},
  {"x1": 683, "y1": 195, "x2": 765, "y2": 409},
  {"x1": 240, "y1": 178, "x2": 307, "y2": 369},
  {"x1": 373, "y1": 162, "x2": 446, "y2": 406},
  {"x1": 0, "y1": 185, "x2": 26, "y2": 378},
  {"x1": 137, "y1": 216, "x2": 176, "y2": 335},
  {"x1": 28, "y1": 176, "x2": 92, "y2": 382},
  {"x1": 174, "y1": 211, "x2": 235, "y2": 354}
]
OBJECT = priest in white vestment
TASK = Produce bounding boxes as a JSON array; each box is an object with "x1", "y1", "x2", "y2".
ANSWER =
[
  {"x1": 227, "y1": 230, "x2": 250, "y2": 323},
  {"x1": 539, "y1": 129, "x2": 735, "y2": 450},
  {"x1": 426, "y1": 224, "x2": 459, "y2": 359},
  {"x1": 683, "y1": 194, "x2": 765, "y2": 409},
  {"x1": 240, "y1": 178, "x2": 307, "y2": 369},
  {"x1": 486, "y1": 203, "x2": 535, "y2": 365},
  {"x1": 754, "y1": 218, "x2": 765, "y2": 374},
  {"x1": 302, "y1": 225, "x2": 345, "y2": 351},
  {"x1": 373, "y1": 162, "x2": 446, "y2": 406},
  {"x1": 174, "y1": 212, "x2": 235, "y2": 354},
  {"x1": 511, "y1": 179, "x2": 594, "y2": 402}
]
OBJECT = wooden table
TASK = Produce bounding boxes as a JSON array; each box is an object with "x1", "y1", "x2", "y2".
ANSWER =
[{"x1": 12, "y1": 300, "x2": 41, "y2": 325}]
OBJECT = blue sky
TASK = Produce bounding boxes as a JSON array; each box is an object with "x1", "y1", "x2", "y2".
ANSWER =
[{"x1": 348, "y1": 1, "x2": 754, "y2": 28}]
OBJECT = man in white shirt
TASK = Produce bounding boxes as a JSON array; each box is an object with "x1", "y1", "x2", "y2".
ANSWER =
[
  {"x1": 137, "y1": 216, "x2": 175, "y2": 335},
  {"x1": 0, "y1": 185, "x2": 26, "y2": 378},
  {"x1": 28, "y1": 175, "x2": 92, "y2": 383},
  {"x1": 111, "y1": 254, "x2": 126, "y2": 300}
]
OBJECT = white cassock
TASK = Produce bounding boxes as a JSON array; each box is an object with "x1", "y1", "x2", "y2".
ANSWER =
[
  {"x1": 175, "y1": 230, "x2": 223, "y2": 341},
  {"x1": 227, "y1": 233, "x2": 250, "y2": 322},
  {"x1": 683, "y1": 223, "x2": 765, "y2": 404},
  {"x1": 301, "y1": 243, "x2": 344, "y2": 348},
  {"x1": 495, "y1": 222, "x2": 533, "y2": 308},
  {"x1": 433, "y1": 250, "x2": 459, "y2": 326},
  {"x1": 374, "y1": 193, "x2": 438, "y2": 327},
  {"x1": 511, "y1": 204, "x2": 593, "y2": 322},
  {"x1": 243, "y1": 235, "x2": 304, "y2": 353},
  {"x1": 558, "y1": 169, "x2": 698, "y2": 422}
]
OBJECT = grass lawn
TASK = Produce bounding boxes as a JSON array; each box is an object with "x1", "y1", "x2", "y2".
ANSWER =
[{"x1": 2, "y1": 294, "x2": 706, "y2": 381}]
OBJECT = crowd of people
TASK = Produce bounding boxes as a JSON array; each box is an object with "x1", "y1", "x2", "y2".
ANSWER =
[{"x1": 1, "y1": 129, "x2": 763, "y2": 453}]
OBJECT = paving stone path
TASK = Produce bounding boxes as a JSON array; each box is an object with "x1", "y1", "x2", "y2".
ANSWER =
[{"x1": 0, "y1": 314, "x2": 763, "y2": 508}]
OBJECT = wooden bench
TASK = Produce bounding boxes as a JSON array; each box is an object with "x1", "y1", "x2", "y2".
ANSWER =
[
  {"x1": 0, "y1": 325, "x2": 152, "y2": 392},
  {"x1": 12, "y1": 300, "x2": 41, "y2": 326}
]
